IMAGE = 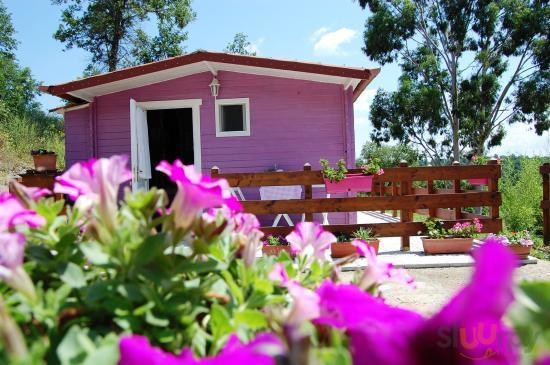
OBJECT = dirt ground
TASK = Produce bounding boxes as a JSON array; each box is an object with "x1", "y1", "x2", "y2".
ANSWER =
[{"x1": 342, "y1": 259, "x2": 550, "y2": 316}]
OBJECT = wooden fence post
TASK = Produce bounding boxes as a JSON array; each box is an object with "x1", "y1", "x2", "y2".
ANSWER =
[
  {"x1": 488, "y1": 159, "x2": 500, "y2": 229},
  {"x1": 427, "y1": 179, "x2": 436, "y2": 218},
  {"x1": 399, "y1": 161, "x2": 410, "y2": 250},
  {"x1": 303, "y1": 163, "x2": 313, "y2": 222},
  {"x1": 541, "y1": 163, "x2": 550, "y2": 245},
  {"x1": 452, "y1": 161, "x2": 462, "y2": 220},
  {"x1": 392, "y1": 182, "x2": 398, "y2": 217}
]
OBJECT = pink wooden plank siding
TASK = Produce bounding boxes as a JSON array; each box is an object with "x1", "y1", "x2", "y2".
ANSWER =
[
  {"x1": 64, "y1": 70, "x2": 355, "y2": 224},
  {"x1": 64, "y1": 107, "x2": 92, "y2": 167}
]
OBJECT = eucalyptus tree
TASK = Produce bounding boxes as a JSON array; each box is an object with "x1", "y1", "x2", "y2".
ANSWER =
[{"x1": 360, "y1": 0, "x2": 549, "y2": 162}]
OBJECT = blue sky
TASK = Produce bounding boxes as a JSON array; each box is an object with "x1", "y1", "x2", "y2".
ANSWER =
[{"x1": 5, "y1": 0, "x2": 549, "y2": 157}]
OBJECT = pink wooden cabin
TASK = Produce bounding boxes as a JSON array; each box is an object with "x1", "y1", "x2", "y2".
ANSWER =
[{"x1": 41, "y1": 51, "x2": 379, "y2": 225}]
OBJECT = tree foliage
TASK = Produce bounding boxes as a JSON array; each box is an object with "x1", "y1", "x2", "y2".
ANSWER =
[
  {"x1": 360, "y1": 0, "x2": 549, "y2": 163},
  {"x1": 224, "y1": 32, "x2": 256, "y2": 56},
  {"x1": 356, "y1": 141, "x2": 422, "y2": 167},
  {"x1": 52, "y1": 0, "x2": 196, "y2": 72}
]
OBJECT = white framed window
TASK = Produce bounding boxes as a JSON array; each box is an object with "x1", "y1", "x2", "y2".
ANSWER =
[{"x1": 215, "y1": 98, "x2": 250, "y2": 137}]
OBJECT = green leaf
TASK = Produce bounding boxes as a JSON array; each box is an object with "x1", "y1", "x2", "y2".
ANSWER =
[
  {"x1": 172, "y1": 257, "x2": 224, "y2": 274},
  {"x1": 60, "y1": 262, "x2": 86, "y2": 288},
  {"x1": 210, "y1": 304, "x2": 233, "y2": 339},
  {"x1": 133, "y1": 233, "x2": 167, "y2": 266},
  {"x1": 234, "y1": 309, "x2": 267, "y2": 329},
  {"x1": 221, "y1": 270, "x2": 244, "y2": 304},
  {"x1": 145, "y1": 310, "x2": 169, "y2": 327},
  {"x1": 80, "y1": 242, "x2": 110, "y2": 265}
]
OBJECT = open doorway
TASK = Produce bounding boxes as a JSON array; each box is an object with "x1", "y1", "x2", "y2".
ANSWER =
[{"x1": 147, "y1": 108, "x2": 194, "y2": 198}]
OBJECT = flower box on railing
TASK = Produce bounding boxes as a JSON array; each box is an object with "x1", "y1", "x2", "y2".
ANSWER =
[
  {"x1": 468, "y1": 178, "x2": 489, "y2": 186},
  {"x1": 323, "y1": 174, "x2": 374, "y2": 194}
]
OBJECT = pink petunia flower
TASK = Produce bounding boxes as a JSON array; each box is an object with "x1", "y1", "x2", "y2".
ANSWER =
[
  {"x1": 315, "y1": 242, "x2": 520, "y2": 365},
  {"x1": 156, "y1": 160, "x2": 242, "y2": 232},
  {"x1": 0, "y1": 232, "x2": 35, "y2": 300},
  {"x1": 54, "y1": 155, "x2": 132, "y2": 228},
  {"x1": 352, "y1": 240, "x2": 415, "y2": 290},
  {"x1": 118, "y1": 332, "x2": 284, "y2": 365},
  {"x1": 268, "y1": 263, "x2": 290, "y2": 285},
  {"x1": 285, "y1": 281, "x2": 320, "y2": 327},
  {"x1": 232, "y1": 212, "x2": 264, "y2": 267},
  {"x1": 0, "y1": 193, "x2": 45, "y2": 230},
  {"x1": 285, "y1": 222, "x2": 335, "y2": 264}
]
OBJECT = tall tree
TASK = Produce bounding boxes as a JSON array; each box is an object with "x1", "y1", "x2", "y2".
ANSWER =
[
  {"x1": 224, "y1": 32, "x2": 256, "y2": 56},
  {"x1": 360, "y1": 0, "x2": 549, "y2": 162},
  {"x1": 52, "y1": 0, "x2": 196, "y2": 72},
  {"x1": 0, "y1": 1, "x2": 39, "y2": 114},
  {"x1": 0, "y1": 0, "x2": 16, "y2": 58}
]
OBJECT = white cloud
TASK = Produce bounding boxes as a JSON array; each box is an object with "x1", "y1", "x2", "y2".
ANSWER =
[
  {"x1": 246, "y1": 37, "x2": 264, "y2": 55},
  {"x1": 354, "y1": 88, "x2": 377, "y2": 114},
  {"x1": 490, "y1": 123, "x2": 550, "y2": 156},
  {"x1": 311, "y1": 27, "x2": 357, "y2": 56}
]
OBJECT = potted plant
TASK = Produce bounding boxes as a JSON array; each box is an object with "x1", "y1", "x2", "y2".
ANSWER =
[
  {"x1": 31, "y1": 149, "x2": 57, "y2": 171},
  {"x1": 468, "y1": 155, "x2": 490, "y2": 186},
  {"x1": 320, "y1": 158, "x2": 384, "y2": 194},
  {"x1": 330, "y1": 227, "x2": 380, "y2": 257},
  {"x1": 421, "y1": 218, "x2": 483, "y2": 254},
  {"x1": 262, "y1": 235, "x2": 292, "y2": 256},
  {"x1": 483, "y1": 231, "x2": 534, "y2": 259}
]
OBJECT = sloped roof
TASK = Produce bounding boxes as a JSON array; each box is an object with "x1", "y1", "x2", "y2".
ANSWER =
[{"x1": 40, "y1": 50, "x2": 380, "y2": 105}]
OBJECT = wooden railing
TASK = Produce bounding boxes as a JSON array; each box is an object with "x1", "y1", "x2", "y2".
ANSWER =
[
  {"x1": 542, "y1": 163, "x2": 550, "y2": 245},
  {"x1": 212, "y1": 160, "x2": 502, "y2": 250}
]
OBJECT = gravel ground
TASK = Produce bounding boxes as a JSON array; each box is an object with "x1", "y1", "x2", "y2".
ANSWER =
[{"x1": 341, "y1": 259, "x2": 550, "y2": 316}]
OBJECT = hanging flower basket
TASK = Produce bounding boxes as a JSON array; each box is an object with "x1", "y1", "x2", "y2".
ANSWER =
[
  {"x1": 468, "y1": 178, "x2": 489, "y2": 186},
  {"x1": 324, "y1": 174, "x2": 374, "y2": 194}
]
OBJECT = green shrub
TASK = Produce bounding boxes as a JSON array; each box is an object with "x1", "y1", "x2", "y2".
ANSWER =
[
  {"x1": 500, "y1": 156, "x2": 548, "y2": 234},
  {"x1": 0, "y1": 102, "x2": 64, "y2": 185}
]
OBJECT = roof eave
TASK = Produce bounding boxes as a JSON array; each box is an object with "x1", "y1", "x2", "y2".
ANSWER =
[{"x1": 40, "y1": 51, "x2": 378, "y2": 101}]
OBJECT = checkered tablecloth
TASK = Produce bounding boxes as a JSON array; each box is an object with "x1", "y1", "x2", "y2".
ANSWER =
[{"x1": 259, "y1": 185, "x2": 302, "y2": 200}]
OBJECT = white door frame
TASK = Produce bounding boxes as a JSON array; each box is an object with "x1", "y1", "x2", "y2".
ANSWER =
[{"x1": 130, "y1": 98, "x2": 203, "y2": 190}]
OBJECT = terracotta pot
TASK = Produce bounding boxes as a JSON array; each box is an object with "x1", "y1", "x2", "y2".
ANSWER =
[
  {"x1": 324, "y1": 174, "x2": 374, "y2": 194},
  {"x1": 468, "y1": 178, "x2": 489, "y2": 186},
  {"x1": 507, "y1": 244, "x2": 531, "y2": 259},
  {"x1": 32, "y1": 154, "x2": 57, "y2": 171},
  {"x1": 262, "y1": 245, "x2": 292, "y2": 257},
  {"x1": 331, "y1": 239, "x2": 379, "y2": 258},
  {"x1": 421, "y1": 237, "x2": 474, "y2": 254}
]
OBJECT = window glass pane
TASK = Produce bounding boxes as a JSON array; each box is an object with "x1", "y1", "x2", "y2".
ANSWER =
[{"x1": 220, "y1": 104, "x2": 245, "y2": 132}]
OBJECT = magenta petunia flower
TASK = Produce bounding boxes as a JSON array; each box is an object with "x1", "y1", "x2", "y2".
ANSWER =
[
  {"x1": 232, "y1": 212, "x2": 264, "y2": 267},
  {"x1": 316, "y1": 242, "x2": 520, "y2": 365},
  {"x1": 0, "y1": 232, "x2": 35, "y2": 300},
  {"x1": 285, "y1": 222, "x2": 335, "y2": 264},
  {"x1": 118, "y1": 333, "x2": 283, "y2": 365},
  {"x1": 54, "y1": 155, "x2": 132, "y2": 228},
  {"x1": 118, "y1": 335, "x2": 194, "y2": 365},
  {"x1": 536, "y1": 355, "x2": 550, "y2": 365},
  {"x1": 0, "y1": 193, "x2": 45, "y2": 230},
  {"x1": 157, "y1": 160, "x2": 242, "y2": 231}
]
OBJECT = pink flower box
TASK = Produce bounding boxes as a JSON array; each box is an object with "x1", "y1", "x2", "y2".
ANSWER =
[
  {"x1": 323, "y1": 174, "x2": 374, "y2": 193},
  {"x1": 468, "y1": 178, "x2": 489, "y2": 186}
]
